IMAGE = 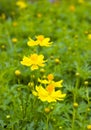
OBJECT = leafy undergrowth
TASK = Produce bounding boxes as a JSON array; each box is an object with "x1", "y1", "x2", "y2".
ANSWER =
[{"x1": 0, "y1": 0, "x2": 91, "y2": 130}]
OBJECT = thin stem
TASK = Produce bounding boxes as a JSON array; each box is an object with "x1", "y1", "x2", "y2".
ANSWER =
[
  {"x1": 83, "y1": 84, "x2": 89, "y2": 130},
  {"x1": 72, "y1": 76, "x2": 79, "y2": 130},
  {"x1": 46, "y1": 115, "x2": 50, "y2": 130}
]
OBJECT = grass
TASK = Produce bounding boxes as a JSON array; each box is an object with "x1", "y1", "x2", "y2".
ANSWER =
[{"x1": 0, "y1": 0, "x2": 91, "y2": 130}]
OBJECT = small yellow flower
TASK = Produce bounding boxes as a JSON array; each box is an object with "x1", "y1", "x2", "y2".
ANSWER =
[
  {"x1": 33, "y1": 85, "x2": 66, "y2": 103},
  {"x1": 87, "y1": 108, "x2": 90, "y2": 112},
  {"x1": 38, "y1": 74, "x2": 63, "y2": 88},
  {"x1": 1, "y1": 45, "x2": 6, "y2": 49},
  {"x1": 40, "y1": 68, "x2": 45, "y2": 73},
  {"x1": 21, "y1": 53, "x2": 46, "y2": 70},
  {"x1": 73, "y1": 102, "x2": 78, "y2": 108},
  {"x1": 69, "y1": 5, "x2": 75, "y2": 12},
  {"x1": 55, "y1": 58, "x2": 60, "y2": 64},
  {"x1": 78, "y1": 0, "x2": 84, "y2": 4},
  {"x1": 6, "y1": 115, "x2": 10, "y2": 119},
  {"x1": 15, "y1": 70, "x2": 21, "y2": 76},
  {"x1": 59, "y1": 126, "x2": 62, "y2": 129},
  {"x1": 75, "y1": 72, "x2": 80, "y2": 77},
  {"x1": 12, "y1": 38, "x2": 18, "y2": 43},
  {"x1": 36, "y1": 35, "x2": 52, "y2": 47},
  {"x1": 87, "y1": 125, "x2": 91, "y2": 130},
  {"x1": 84, "y1": 81, "x2": 88, "y2": 85},
  {"x1": 44, "y1": 107, "x2": 50, "y2": 113},
  {"x1": 28, "y1": 82, "x2": 34, "y2": 88},
  {"x1": 37, "y1": 13, "x2": 42, "y2": 18},
  {"x1": 1, "y1": 13, "x2": 6, "y2": 20},
  {"x1": 27, "y1": 35, "x2": 52, "y2": 47},
  {"x1": 47, "y1": 74, "x2": 54, "y2": 81},
  {"x1": 16, "y1": 1, "x2": 27, "y2": 9},
  {"x1": 88, "y1": 34, "x2": 91, "y2": 40},
  {"x1": 13, "y1": 22, "x2": 18, "y2": 27}
]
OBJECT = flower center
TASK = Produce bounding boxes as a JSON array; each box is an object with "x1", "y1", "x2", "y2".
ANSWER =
[
  {"x1": 37, "y1": 35, "x2": 44, "y2": 41},
  {"x1": 46, "y1": 84, "x2": 54, "y2": 93},
  {"x1": 30, "y1": 54, "x2": 38, "y2": 61}
]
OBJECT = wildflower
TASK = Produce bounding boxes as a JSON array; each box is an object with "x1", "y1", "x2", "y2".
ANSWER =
[
  {"x1": 69, "y1": 5, "x2": 75, "y2": 12},
  {"x1": 73, "y1": 102, "x2": 78, "y2": 108},
  {"x1": 55, "y1": 58, "x2": 60, "y2": 64},
  {"x1": 84, "y1": 31, "x2": 88, "y2": 34},
  {"x1": 1, "y1": 45, "x2": 6, "y2": 49},
  {"x1": 59, "y1": 126, "x2": 62, "y2": 129},
  {"x1": 1, "y1": 13, "x2": 6, "y2": 20},
  {"x1": 40, "y1": 68, "x2": 45, "y2": 73},
  {"x1": 27, "y1": 38, "x2": 38, "y2": 46},
  {"x1": 87, "y1": 125, "x2": 91, "y2": 130},
  {"x1": 75, "y1": 72, "x2": 80, "y2": 77},
  {"x1": 28, "y1": 82, "x2": 34, "y2": 88},
  {"x1": 16, "y1": 1, "x2": 27, "y2": 9},
  {"x1": 44, "y1": 107, "x2": 50, "y2": 113},
  {"x1": 13, "y1": 22, "x2": 18, "y2": 27},
  {"x1": 38, "y1": 74, "x2": 63, "y2": 88},
  {"x1": 47, "y1": 74, "x2": 54, "y2": 81},
  {"x1": 78, "y1": 0, "x2": 84, "y2": 4},
  {"x1": 21, "y1": 53, "x2": 46, "y2": 70},
  {"x1": 88, "y1": 34, "x2": 91, "y2": 40},
  {"x1": 36, "y1": 35, "x2": 52, "y2": 47},
  {"x1": 27, "y1": 35, "x2": 52, "y2": 47},
  {"x1": 32, "y1": 85, "x2": 66, "y2": 103},
  {"x1": 6, "y1": 115, "x2": 10, "y2": 119},
  {"x1": 87, "y1": 108, "x2": 90, "y2": 112},
  {"x1": 15, "y1": 70, "x2": 21, "y2": 76},
  {"x1": 50, "y1": 55, "x2": 54, "y2": 59},
  {"x1": 84, "y1": 81, "x2": 88, "y2": 85},
  {"x1": 12, "y1": 38, "x2": 18, "y2": 43},
  {"x1": 37, "y1": 13, "x2": 42, "y2": 18}
]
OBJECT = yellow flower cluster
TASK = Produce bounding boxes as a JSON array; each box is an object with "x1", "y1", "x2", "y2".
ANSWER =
[
  {"x1": 21, "y1": 35, "x2": 52, "y2": 70},
  {"x1": 32, "y1": 74, "x2": 66, "y2": 102},
  {"x1": 21, "y1": 35, "x2": 66, "y2": 103}
]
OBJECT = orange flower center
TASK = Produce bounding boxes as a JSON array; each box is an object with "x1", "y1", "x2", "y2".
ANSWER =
[
  {"x1": 30, "y1": 54, "x2": 38, "y2": 61},
  {"x1": 46, "y1": 84, "x2": 54, "y2": 93},
  {"x1": 37, "y1": 35, "x2": 44, "y2": 41},
  {"x1": 47, "y1": 74, "x2": 54, "y2": 81}
]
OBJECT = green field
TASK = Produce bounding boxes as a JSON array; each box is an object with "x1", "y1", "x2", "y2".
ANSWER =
[{"x1": 0, "y1": 0, "x2": 91, "y2": 130}]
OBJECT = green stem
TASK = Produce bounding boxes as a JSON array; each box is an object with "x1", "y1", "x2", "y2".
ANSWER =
[
  {"x1": 83, "y1": 85, "x2": 89, "y2": 130},
  {"x1": 72, "y1": 77, "x2": 79, "y2": 130},
  {"x1": 46, "y1": 115, "x2": 49, "y2": 130}
]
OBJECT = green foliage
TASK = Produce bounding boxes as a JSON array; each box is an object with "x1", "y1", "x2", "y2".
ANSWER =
[{"x1": 0, "y1": 0, "x2": 91, "y2": 129}]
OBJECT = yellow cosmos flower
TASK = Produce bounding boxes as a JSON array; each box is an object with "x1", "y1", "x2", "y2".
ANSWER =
[
  {"x1": 16, "y1": 1, "x2": 27, "y2": 9},
  {"x1": 78, "y1": 0, "x2": 84, "y2": 4},
  {"x1": 69, "y1": 5, "x2": 75, "y2": 12},
  {"x1": 88, "y1": 34, "x2": 91, "y2": 40},
  {"x1": 32, "y1": 85, "x2": 66, "y2": 103},
  {"x1": 27, "y1": 35, "x2": 52, "y2": 47},
  {"x1": 21, "y1": 53, "x2": 46, "y2": 70},
  {"x1": 47, "y1": 74, "x2": 54, "y2": 81},
  {"x1": 36, "y1": 35, "x2": 52, "y2": 47},
  {"x1": 12, "y1": 38, "x2": 18, "y2": 43},
  {"x1": 87, "y1": 125, "x2": 91, "y2": 130},
  {"x1": 38, "y1": 73, "x2": 63, "y2": 88}
]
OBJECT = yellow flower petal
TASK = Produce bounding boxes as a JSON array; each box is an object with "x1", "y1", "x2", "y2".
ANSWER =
[
  {"x1": 27, "y1": 38, "x2": 38, "y2": 46},
  {"x1": 21, "y1": 56, "x2": 32, "y2": 66}
]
